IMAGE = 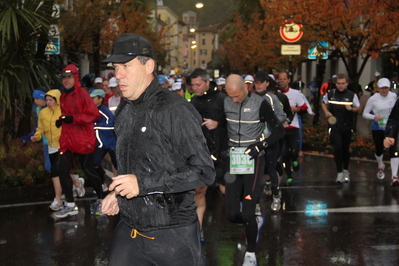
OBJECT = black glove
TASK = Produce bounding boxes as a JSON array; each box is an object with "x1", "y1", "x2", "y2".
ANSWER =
[
  {"x1": 63, "y1": 116, "x2": 73, "y2": 124},
  {"x1": 244, "y1": 141, "x2": 268, "y2": 160},
  {"x1": 55, "y1": 119, "x2": 62, "y2": 128}
]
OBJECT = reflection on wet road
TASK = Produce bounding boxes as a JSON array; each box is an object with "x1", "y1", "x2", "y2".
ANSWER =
[{"x1": 1, "y1": 154, "x2": 399, "y2": 265}]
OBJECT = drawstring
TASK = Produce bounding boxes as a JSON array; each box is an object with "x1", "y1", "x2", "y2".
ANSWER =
[{"x1": 130, "y1": 229, "x2": 155, "y2": 240}]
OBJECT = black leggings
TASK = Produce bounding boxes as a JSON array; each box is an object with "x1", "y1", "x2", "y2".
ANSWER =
[
  {"x1": 225, "y1": 155, "x2": 265, "y2": 252},
  {"x1": 49, "y1": 152, "x2": 59, "y2": 178},
  {"x1": 283, "y1": 128, "x2": 300, "y2": 178},
  {"x1": 263, "y1": 142, "x2": 280, "y2": 195},
  {"x1": 330, "y1": 128, "x2": 351, "y2": 172},
  {"x1": 58, "y1": 150, "x2": 103, "y2": 202}
]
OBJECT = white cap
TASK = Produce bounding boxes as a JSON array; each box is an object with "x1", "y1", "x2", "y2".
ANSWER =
[
  {"x1": 171, "y1": 82, "x2": 182, "y2": 91},
  {"x1": 216, "y1": 77, "x2": 226, "y2": 86},
  {"x1": 176, "y1": 78, "x2": 183, "y2": 82},
  {"x1": 94, "y1": 77, "x2": 103, "y2": 83},
  {"x1": 268, "y1": 74, "x2": 275, "y2": 81},
  {"x1": 332, "y1": 75, "x2": 337, "y2": 79},
  {"x1": 109, "y1": 77, "x2": 118, "y2": 87},
  {"x1": 244, "y1": 75, "x2": 254, "y2": 83},
  {"x1": 377, "y1": 78, "x2": 390, "y2": 88},
  {"x1": 375, "y1": 71, "x2": 381, "y2": 76}
]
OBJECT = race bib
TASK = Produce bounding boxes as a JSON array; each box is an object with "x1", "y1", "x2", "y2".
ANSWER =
[{"x1": 229, "y1": 147, "x2": 254, "y2": 174}]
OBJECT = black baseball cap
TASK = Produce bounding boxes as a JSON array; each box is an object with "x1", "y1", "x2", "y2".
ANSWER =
[
  {"x1": 254, "y1": 71, "x2": 270, "y2": 83},
  {"x1": 102, "y1": 33, "x2": 154, "y2": 64}
]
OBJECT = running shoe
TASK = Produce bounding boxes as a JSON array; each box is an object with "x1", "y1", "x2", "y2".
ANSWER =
[
  {"x1": 49, "y1": 199, "x2": 63, "y2": 211},
  {"x1": 286, "y1": 177, "x2": 293, "y2": 186},
  {"x1": 255, "y1": 203, "x2": 261, "y2": 216},
  {"x1": 263, "y1": 181, "x2": 272, "y2": 195},
  {"x1": 53, "y1": 205, "x2": 79, "y2": 218},
  {"x1": 255, "y1": 216, "x2": 264, "y2": 243},
  {"x1": 343, "y1": 170, "x2": 350, "y2": 183},
  {"x1": 242, "y1": 253, "x2": 257, "y2": 266},
  {"x1": 377, "y1": 165, "x2": 385, "y2": 180},
  {"x1": 271, "y1": 194, "x2": 281, "y2": 211},
  {"x1": 391, "y1": 176, "x2": 399, "y2": 187},
  {"x1": 292, "y1": 160, "x2": 300, "y2": 172},
  {"x1": 335, "y1": 172, "x2": 344, "y2": 183},
  {"x1": 74, "y1": 177, "x2": 85, "y2": 198}
]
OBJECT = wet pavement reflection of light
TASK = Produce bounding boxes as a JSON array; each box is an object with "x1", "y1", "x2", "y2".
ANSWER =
[{"x1": 1, "y1": 154, "x2": 399, "y2": 265}]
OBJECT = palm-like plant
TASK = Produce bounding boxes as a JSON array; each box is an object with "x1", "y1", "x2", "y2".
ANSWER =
[{"x1": 0, "y1": 0, "x2": 58, "y2": 145}]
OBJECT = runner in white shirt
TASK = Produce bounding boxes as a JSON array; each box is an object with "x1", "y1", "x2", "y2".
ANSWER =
[
  {"x1": 278, "y1": 71, "x2": 308, "y2": 186},
  {"x1": 363, "y1": 78, "x2": 398, "y2": 181}
]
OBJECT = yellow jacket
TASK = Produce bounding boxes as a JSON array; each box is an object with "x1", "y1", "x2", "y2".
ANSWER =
[{"x1": 34, "y1": 89, "x2": 62, "y2": 149}]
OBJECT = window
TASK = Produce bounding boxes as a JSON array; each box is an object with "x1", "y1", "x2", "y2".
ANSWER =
[
  {"x1": 202, "y1": 39, "x2": 206, "y2": 45},
  {"x1": 200, "y1": 49, "x2": 207, "y2": 55}
]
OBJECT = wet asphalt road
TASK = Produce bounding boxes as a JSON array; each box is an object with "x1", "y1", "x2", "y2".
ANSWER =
[{"x1": 1, "y1": 153, "x2": 399, "y2": 266}]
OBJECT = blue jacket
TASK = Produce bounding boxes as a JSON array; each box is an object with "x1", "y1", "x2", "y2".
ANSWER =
[
  {"x1": 20, "y1": 105, "x2": 49, "y2": 145},
  {"x1": 94, "y1": 104, "x2": 116, "y2": 149}
]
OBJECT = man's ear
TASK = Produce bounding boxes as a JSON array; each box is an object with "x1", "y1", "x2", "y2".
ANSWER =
[{"x1": 145, "y1": 59, "x2": 155, "y2": 74}]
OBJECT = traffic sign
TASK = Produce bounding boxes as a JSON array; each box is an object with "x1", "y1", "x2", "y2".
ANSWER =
[
  {"x1": 279, "y1": 22, "x2": 303, "y2": 43},
  {"x1": 308, "y1": 41, "x2": 328, "y2": 59},
  {"x1": 45, "y1": 25, "x2": 60, "y2": 54},
  {"x1": 281, "y1": 45, "x2": 301, "y2": 55}
]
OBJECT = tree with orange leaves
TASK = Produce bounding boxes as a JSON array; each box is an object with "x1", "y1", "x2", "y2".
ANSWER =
[
  {"x1": 218, "y1": 6, "x2": 309, "y2": 74},
  {"x1": 259, "y1": 0, "x2": 399, "y2": 91},
  {"x1": 60, "y1": 0, "x2": 169, "y2": 75}
]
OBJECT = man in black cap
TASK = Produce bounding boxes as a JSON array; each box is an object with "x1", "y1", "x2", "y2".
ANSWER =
[{"x1": 101, "y1": 33, "x2": 215, "y2": 265}]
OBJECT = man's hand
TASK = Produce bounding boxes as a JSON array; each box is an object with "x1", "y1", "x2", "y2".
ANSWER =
[
  {"x1": 374, "y1": 115, "x2": 382, "y2": 122},
  {"x1": 30, "y1": 136, "x2": 37, "y2": 142},
  {"x1": 63, "y1": 116, "x2": 73, "y2": 124},
  {"x1": 245, "y1": 142, "x2": 267, "y2": 160},
  {"x1": 109, "y1": 174, "x2": 140, "y2": 199},
  {"x1": 345, "y1": 105, "x2": 353, "y2": 111},
  {"x1": 101, "y1": 191, "x2": 120, "y2": 216},
  {"x1": 384, "y1": 137, "x2": 395, "y2": 148},
  {"x1": 202, "y1": 118, "x2": 218, "y2": 130},
  {"x1": 55, "y1": 119, "x2": 62, "y2": 128},
  {"x1": 325, "y1": 111, "x2": 333, "y2": 118}
]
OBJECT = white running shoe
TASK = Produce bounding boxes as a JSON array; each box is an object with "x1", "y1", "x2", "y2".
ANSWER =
[
  {"x1": 343, "y1": 170, "x2": 350, "y2": 183},
  {"x1": 49, "y1": 199, "x2": 63, "y2": 211},
  {"x1": 74, "y1": 178, "x2": 85, "y2": 198},
  {"x1": 335, "y1": 172, "x2": 344, "y2": 183},
  {"x1": 53, "y1": 205, "x2": 79, "y2": 218},
  {"x1": 377, "y1": 165, "x2": 385, "y2": 180},
  {"x1": 271, "y1": 194, "x2": 281, "y2": 211},
  {"x1": 242, "y1": 253, "x2": 257, "y2": 266}
]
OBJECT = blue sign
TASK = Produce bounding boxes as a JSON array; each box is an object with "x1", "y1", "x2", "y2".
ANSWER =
[
  {"x1": 308, "y1": 41, "x2": 328, "y2": 59},
  {"x1": 45, "y1": 39, "x2": 60, "y2": 55}
]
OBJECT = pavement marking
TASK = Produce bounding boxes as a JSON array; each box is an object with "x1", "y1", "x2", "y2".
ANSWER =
[
  {"x1": 0, "y1": 196, "x2": 97, "y2": 209},
  {"x1": 289, "y1": 205, "x2": 399, "y2": 213},
  {"x1": 371, "y1": 245, "x2": 399, "y2": 250}
]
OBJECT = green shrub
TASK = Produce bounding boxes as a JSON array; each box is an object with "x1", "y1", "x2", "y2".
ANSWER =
[{"x1": 0, "y1": 139, "x2": 49, "y2": 188}]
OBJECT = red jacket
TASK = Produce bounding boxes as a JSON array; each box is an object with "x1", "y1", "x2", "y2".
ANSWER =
[{"x1": 59, "y1": 64, "x2": 101, "y2": 154}]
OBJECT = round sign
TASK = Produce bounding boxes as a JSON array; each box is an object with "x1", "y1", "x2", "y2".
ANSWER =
[{"x1": 279, "y1": 22, "x2": 303, "y2": 43}]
